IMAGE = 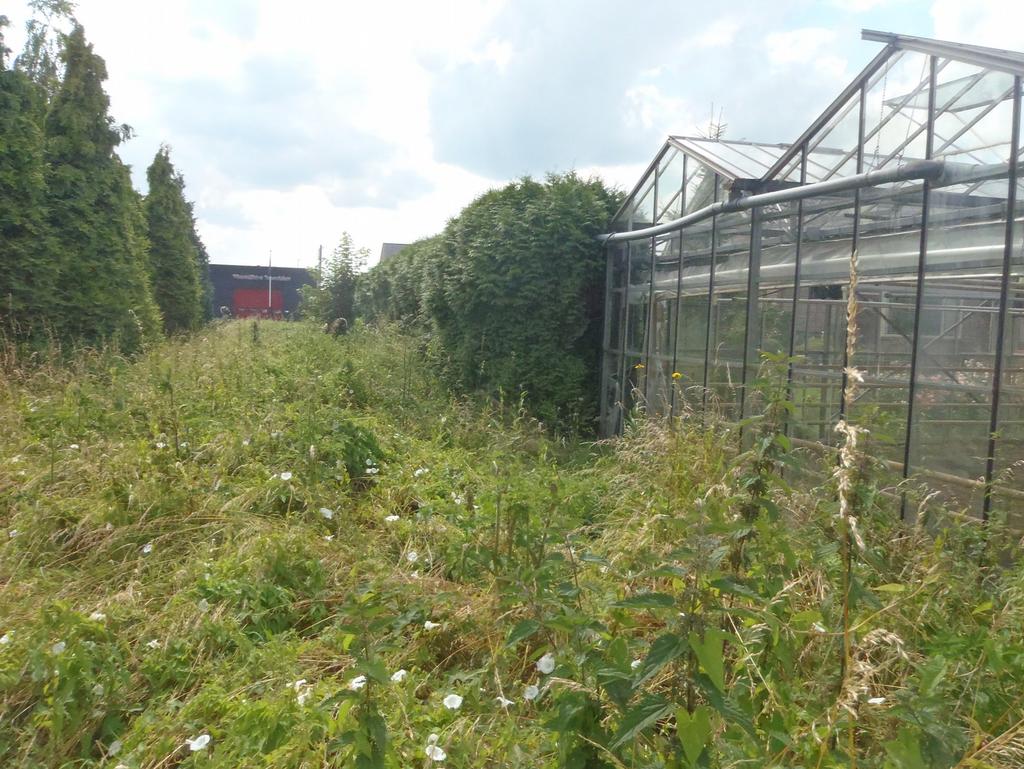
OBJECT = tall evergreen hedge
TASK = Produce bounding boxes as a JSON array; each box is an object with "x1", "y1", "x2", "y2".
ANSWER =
[
  {"x1": 145, "y1": 146, "x2": 202, "y2": 334},
  {"x1": 358, "y1": 173, "x2": 621, "y2": 430},
  {"x1": 44, "y1": 25, "x2": 160, "y2": 351},
  {"x1": 0, "y1": 59, "x2": 55, "y2": 336}
]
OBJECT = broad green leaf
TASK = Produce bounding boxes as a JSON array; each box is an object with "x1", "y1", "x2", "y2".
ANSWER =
[
  {"x1": 612, "y1": 592, "x2": 676, "y2": 610},
  {"x1": 506, "y1": 619, "x2": 541, "y2": 646},
  {"x1": 635, "y1": 633, "x2": 688, "y2": 688},
  {"x1": 676, "y1": 706, "x2": 712, "y2": 767},
  {"x1": 610, "y1": 695, "x2": 673, "y2": 749},
  {"x1": 688, "y1": 628, "x2": 727, "y2": 692},
  {"x1": 884, "y1": 728, "x2": 927, "y2": 769}
]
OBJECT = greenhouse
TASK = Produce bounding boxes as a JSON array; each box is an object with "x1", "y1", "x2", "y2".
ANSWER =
[{"x1": 599, "y1": 29, "x2": 1024, "y2": 519}]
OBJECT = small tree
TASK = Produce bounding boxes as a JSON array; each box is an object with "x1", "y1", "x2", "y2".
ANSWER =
[{"x1": 302, "y1": 233, "x2": 367, "y2": 324}]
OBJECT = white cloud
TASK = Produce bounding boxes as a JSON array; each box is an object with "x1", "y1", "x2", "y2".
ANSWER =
[
  {"x1": 930, "y1": 0, "x2": 1024, "y2": 49},
  {"x1": 830, "y1": 0, "x2": 894, "y2": 12},
  {"x1": 691, "y1": 18, "x2": 741, "y2": 48},
  {"x1": 764, "y1": 28, "x2": 838, "y2": 66}
]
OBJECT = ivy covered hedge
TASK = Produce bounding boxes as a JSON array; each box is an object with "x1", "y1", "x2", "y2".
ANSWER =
[{"x1": 357, "y1": 173, "x2": 621, "y2": 431}]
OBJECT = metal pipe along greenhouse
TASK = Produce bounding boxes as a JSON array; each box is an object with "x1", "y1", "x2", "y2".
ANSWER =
[{"x1": 599, "y1": 29, "x2": 1024, "y2": 521}]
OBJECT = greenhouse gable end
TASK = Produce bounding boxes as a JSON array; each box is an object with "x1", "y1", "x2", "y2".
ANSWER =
[{"x1": 600, "y1": 29, "x2": 1024, "y2": 521}]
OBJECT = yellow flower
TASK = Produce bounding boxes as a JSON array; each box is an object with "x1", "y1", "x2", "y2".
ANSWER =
[
  {"x1": 671, "y1": 372, "x2": 682, "y2": 380},
  {"x1": 634, "y1": 363, "x2": 645, "y2": 370}
]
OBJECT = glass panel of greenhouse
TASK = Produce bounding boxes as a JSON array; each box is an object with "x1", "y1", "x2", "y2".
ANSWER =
[{"x1": 600, "y1": 30, "x2": 1024, "y2": 523}]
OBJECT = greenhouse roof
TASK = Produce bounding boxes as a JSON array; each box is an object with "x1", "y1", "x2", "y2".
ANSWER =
[
  {"x1": 862, "y1": 29, "x2": 1024, "y2": 77},
  {"x1": 667, "y1": 137, "x2": 791, "y2": 182}
]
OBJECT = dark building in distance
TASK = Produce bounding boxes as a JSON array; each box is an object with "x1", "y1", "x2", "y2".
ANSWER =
[{"x1": 208, "y1": 264, "x2": 315, "y2": 319}]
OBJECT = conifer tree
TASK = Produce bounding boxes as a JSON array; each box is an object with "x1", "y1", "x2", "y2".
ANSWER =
[
  {"x1": 187, "y1": 200, "x2": 214, "y2": 321},
  {"x1": 15, "y1": 1, "x2": 76, "y2": 103},
  {"x1": 0, "y1": 16, "x2": 56, "y2": 338},
  {"x1": 44, "y1": 24, "x2": 160, "y2": 350},
  {"x1": 145, "y1": 146, "x2": 201, "y2": 333}
]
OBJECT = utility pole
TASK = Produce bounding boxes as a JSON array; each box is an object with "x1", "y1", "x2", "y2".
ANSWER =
[{"x1": 318, "y1": 245, "x2": 323, "y2": 285}]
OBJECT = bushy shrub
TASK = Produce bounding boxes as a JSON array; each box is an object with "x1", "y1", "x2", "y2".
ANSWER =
[{"x1": 357, "y1": 173, "x2": 622, "y2": 431}]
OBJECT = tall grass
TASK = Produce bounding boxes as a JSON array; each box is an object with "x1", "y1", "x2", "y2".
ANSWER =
[{"x1": 0, "y1": 321, "x2": 1021, "y2": 768}]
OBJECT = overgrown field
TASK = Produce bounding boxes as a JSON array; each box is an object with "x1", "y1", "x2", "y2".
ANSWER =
[{"x1": 1, "y1": 322, "x2": 1022, "y2": 768}]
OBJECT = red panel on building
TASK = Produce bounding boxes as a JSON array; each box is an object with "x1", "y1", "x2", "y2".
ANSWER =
[{"x1": 233, "y1": 288, "x2": 283, "y2": 318}]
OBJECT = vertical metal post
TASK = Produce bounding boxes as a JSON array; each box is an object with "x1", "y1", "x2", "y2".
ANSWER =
[
  {"x1": 982, "y1": 75, "x2": 1021, "y2": 521},
  {"x1": 839, "y1": 81, "x2": 867, "y2": 421},
  {"x1": 617, "y1": 242, "x2": 632, "y2": 435},
  {"x1": 739, "y1": 206, "x2": 763, "y2": 427},
  {"x1": 669, "y1": 154, "x2": 688, "y2": 419},
  {"x1": 900, "y1": 55, "x2": 938, "y2": 521},
  {"x1": 785, "y1": 145, "x2": 809, "y2": 435},
  {"x1": 643, "y1": 235, "x2": 656, "y2": 408},
  {"x1": 643, "y1": 166, "x2": 659, "y2": 409},
  {"x1": 599, "y1": 245, "x2": 615, "y2": 436},
  {"x1": 701, "y1": 175, "x2": 721, "y2": 423},
  {"x1": 317, "y1": 245, "x2": 323, "y2": 283}
]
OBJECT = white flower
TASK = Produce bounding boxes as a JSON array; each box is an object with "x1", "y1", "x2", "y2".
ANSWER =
[
  {"x1": 496, "y1": 695, "x2": 514, "y2": 707},
  {"x1": 197, "y1": 599, "x2": 210, "y2": 612},
  {"x1": 279, "y1": 471, "x2": 293, "y2": 482},
  {"x1": 146, "y1": 639, "x2": 161, "y2": 649},
  {"x1": 536, "y1": 653, "x2": 556, "y2": 675},
  {"x1": 92, "y1": 683, "x2": 105, "y2": 696},
  {"x1": 425, "y1": 744, "x2": 447, "y2": 761},
  {"x1": 384, "y1": 514, "x2": 400, "y2": 523},
  {"x1": 0, "y1": 632, "x2": 11, "y2": 645},
  {"x1": 414, "y1": 467, "x2": 429, "y2": 477},
  {"x1": 69, "y1": 444, "x2": 79, "y2": 450},
  {"x1": 142, "y1": 542, "x2": 153, "y2": 555},
  {"x1": 425, "y1": 734, "x2": 446, "y2": 761},
  {"x1": 180, "y1": 442, "x2": 189, "y2": 448},
  {"x1": 107, "y1": 738, "x2": 122, "y2": 756},
  {"x1": 365, "y1": 458, "x2": 375, "y2": 466},
  {"x1": 242, "y1": 438, "x2": 250, "y2": 446},
  {"x1": 812, "y1": 622, "x2": 827, "y2": 634},
  {"x1": 411, "y1": 570, "x2": 420, "y2": 579},
  {"x1": 407, "y1": 550, "x2": 419, "y2": 563},
  {"x1": 8, "y1": 529, "x2": 17, "y2": 538},
  {"x1": 366, "y1": 467, "x2": 380, "y2": 475},
  {"x1": 423, "y1": 621, "x2": 441, "y2": 631},
  {"x1": 348, "y1": 674, "x2": 367, "y2": 691},
  {"x1": 391, "y1": 669, "x2": 408, "y2": 683},
  {"x1": 319, "y1": 507, "x2": 334, "y2": 520},
  {"x1": 631, "y1": 658, "x2": 642, "y2": 670},
  {"x1": 155, "y1": 441, "x2": 167, "y2": 449},
  {"x1": 105, "y1": 522, "x2": 114, "y2": 531},
  {"x1": 292, "y1": 679, "x2": 313, "y2": 705},
  {"x1": 442, "y1": 693, "x2": 463, "y2": 710},
  {"x1": 867, "y1": 696, "x2": 886, "y2": 705},
  {"x1": 51, "y1": 641, "x2": 66, "y2": 655},
  {"x1": 186, "y1": 733, "x2": 211, "y2": 751},
  {"x1": 89, "y1": 612, "x2": 106, "y2": 622},
  {"x1": 324, "y1": 535, "x2": 334, "y2": 542},
  {"x1": 523, "y1": 684, "x2": 540, "y2": 701}
]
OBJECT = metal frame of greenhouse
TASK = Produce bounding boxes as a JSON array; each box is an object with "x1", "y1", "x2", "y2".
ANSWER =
[{"x1": 599, "y1": 30, "x2": 1024, "y2": 520}]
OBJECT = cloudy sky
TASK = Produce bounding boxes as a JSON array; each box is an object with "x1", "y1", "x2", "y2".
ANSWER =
[{"x1": 6, "y1": 0, "x2": 1024, "y2": 268}]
